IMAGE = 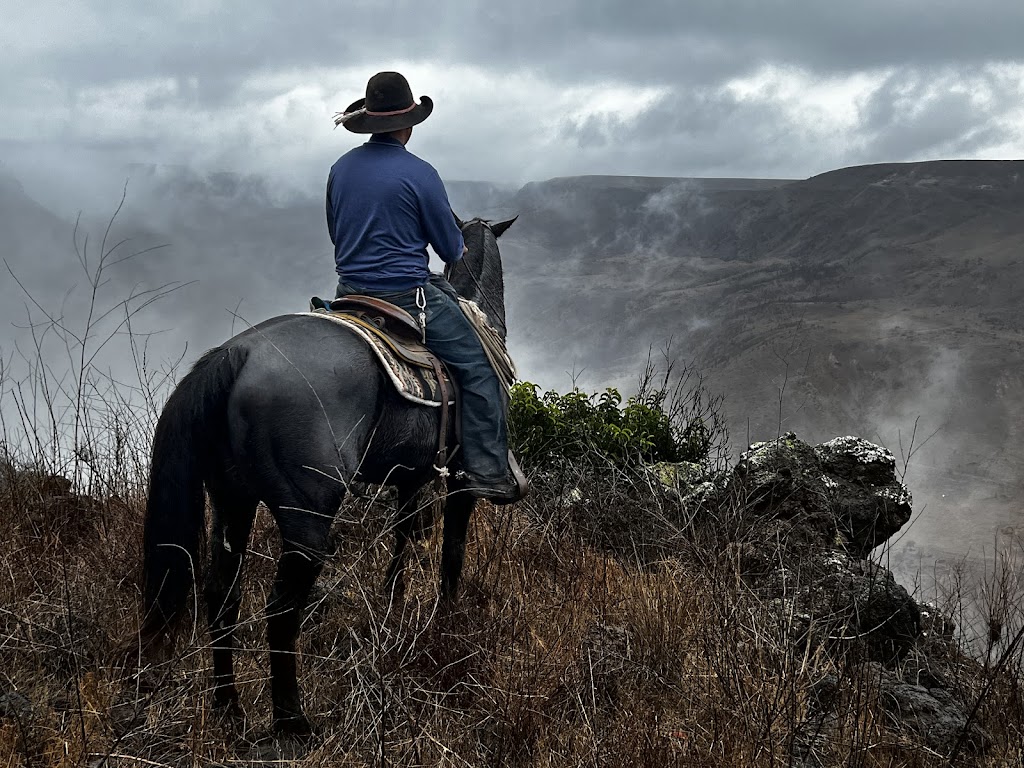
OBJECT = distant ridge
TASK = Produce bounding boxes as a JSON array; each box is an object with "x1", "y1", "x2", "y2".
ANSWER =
[
  {"x1": 513, "y1": 160, "x2": 1023, "y2": 195},
  {"x1": 520, "y1": 174, "x2": 793, "y2": 193},
  {"x1": 805, "y1": 158, "x2": 1024, "y2": 187}
]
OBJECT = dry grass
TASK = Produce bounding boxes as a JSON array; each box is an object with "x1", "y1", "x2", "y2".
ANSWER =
[
  {"x1": 1, "y1": 213, "x2": 1021, "y2": 766},
  {"x1": 0, "y1": 459, "x2": 1022, "y2": 767}
]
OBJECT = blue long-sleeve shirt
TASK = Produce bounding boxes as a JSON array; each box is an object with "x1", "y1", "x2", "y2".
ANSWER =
[{"x1": 326, "y1": 135, "x2": 465, "y2": 291}]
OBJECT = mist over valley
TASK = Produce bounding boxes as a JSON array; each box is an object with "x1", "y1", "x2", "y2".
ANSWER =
[{"x1": 2, "y1": 159, "x2": 1023, "y2": 581}]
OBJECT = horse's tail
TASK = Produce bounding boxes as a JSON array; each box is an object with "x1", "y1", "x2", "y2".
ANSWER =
[{"x1": 141, "y1": 345, "x2": 249, "y2": 643}]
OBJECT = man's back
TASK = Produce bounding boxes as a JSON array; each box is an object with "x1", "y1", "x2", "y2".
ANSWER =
[
  {"x1": 329, "y1": 70, "x2": 522, "y2": 503},
  {"x1": 327, "y1": 134, "x2": 463, "y2": 292}
]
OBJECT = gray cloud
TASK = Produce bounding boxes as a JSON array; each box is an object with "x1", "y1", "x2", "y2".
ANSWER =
[
  {"x1": 1, "y1": 0, "x2": 1022, "y2": 200},
  {"x1": 858, "y1": 66, "x2": 1023, "y2": 161},
  {"x1": 553, "y1": 60, "x2": 1024, "y2": 180},
  {"x1": 12, "y1": 1, "x2": 1024, "y2": 85}
]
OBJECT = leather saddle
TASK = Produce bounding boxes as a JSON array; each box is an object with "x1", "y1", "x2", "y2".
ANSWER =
[
  {"x1": 311, "y1": 296, "x2": 441, "y2": 370},
  {"x1": 328, "y1": 295, "x2": 421, "y2": 341},
  {"x1": 307, "y1": 295, "x2": 528, "y2": 501},
  {"x1": 310, "y1": 294, "x2": 457, "y2": 472}
]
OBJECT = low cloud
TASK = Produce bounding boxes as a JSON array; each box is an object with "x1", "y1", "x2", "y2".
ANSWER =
[{"x1": 2, "y1": 3, "x2": 1023, "y2": 202}]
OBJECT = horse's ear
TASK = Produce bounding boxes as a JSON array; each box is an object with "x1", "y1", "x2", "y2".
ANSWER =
[
  {"x1": 452, "y1": 209, "x2": 466, "y2": 229},
  {"x1": 490, "y1": 215, "x2": 518, "y2": 238}
]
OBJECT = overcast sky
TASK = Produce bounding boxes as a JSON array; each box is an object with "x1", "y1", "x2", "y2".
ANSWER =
[{"x1": 2, "y1": 0, "x2": 1023, "y2": 200}]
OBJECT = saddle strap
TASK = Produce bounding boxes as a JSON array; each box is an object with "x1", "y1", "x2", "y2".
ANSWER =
[{"x1": 428, "y1": 353, "x2": 452, "y2": 476}]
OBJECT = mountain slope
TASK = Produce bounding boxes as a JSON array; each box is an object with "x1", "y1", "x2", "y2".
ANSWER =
[
  {"x1": 498, "y1": 161, "x2": 1024, "y2": 555},
  {"x1": 2, "y1": 161, "x2": 1021, "y2": 561}
]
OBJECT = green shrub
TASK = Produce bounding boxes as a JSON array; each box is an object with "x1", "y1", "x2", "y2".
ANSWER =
[{"x1": 508, "y1": 381, "x2": 711, "y2": 471}]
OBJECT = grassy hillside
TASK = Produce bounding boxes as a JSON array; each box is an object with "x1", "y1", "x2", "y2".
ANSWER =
[
  {"x1": 0, "y1": 328, "x2": 1021, "y2": 765},
  {"x1": 2, "y1": 445, "x2": 1023, "y2": 765}
]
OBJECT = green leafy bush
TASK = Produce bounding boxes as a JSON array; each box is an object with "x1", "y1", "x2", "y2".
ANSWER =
[{"x1": 508, "y1": 381, "x2": 711, "y2": 470}]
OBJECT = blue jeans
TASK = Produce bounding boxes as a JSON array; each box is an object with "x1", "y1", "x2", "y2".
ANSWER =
[{"x1": 336, "y1": 276, "x2": 510, "y2": 480}]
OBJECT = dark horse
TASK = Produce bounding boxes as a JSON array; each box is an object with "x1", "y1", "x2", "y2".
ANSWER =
[{"x1": 141, "y1": 215, "x2": 516, "y2": 734}]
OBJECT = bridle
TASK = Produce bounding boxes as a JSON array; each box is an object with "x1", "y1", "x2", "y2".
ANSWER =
[{"x1": 445, "y1": 218, "x2": 506, "y2": 337}]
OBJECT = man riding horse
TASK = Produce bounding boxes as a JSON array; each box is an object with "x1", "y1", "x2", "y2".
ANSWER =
[
  {"x1": 328, "y1": 71, "x2": 522, "y2": 504},
  {"x1": 141, "y1": 72, "x2": 524, "y2": 733}
]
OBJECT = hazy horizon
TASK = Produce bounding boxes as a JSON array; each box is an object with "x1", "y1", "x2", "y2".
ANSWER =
[{"x1": 3, "y1": 2, "x2": 1023, "y2": 594}]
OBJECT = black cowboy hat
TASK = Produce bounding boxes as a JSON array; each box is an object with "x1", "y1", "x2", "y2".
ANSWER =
[{"x1": 334, "y1": 71, "x2": 434, "y2": 134}]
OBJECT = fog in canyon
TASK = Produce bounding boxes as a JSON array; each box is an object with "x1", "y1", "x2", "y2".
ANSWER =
[{"x1": 2, "y1": 158, "x2": 1022, "y2": 590}]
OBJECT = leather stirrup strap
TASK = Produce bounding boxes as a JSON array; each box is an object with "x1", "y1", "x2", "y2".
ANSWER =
[{"x1": 428, "y1": 355, "x2": 451, "y2": 476}]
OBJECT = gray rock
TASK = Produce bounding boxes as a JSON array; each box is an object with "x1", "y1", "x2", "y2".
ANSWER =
[
  {"x1": 867, "y1": 663, "x2": 990, "y2": 756},
  {"x1": 792, "y1": 663, "x2": 991, "y2": 764},
  {"x1": 814, "y1": 436, "x2": 900, "y2": 486},
  {"x1": 720, "y1": 434, "x2": 913, "y2": 556},
  {"x1": 0, "y1": 691, "x2": 33, "y2": 722},
  {"x1": 647, "y1": 460, "x2": 706, "y2": 492},
  {"x1": 813, "y1": 554, "x2": 921, "y2": 662},
  {"x1": 680, "y1": 476, "x2": 728, "y2": 513},
  {"x1": 731, "y1": 433, "x2": 838, "y2": 547},
  {"x1": 814, "y1": 436, "x2": 913, "y2": 556},
  {"x1": 766, "y1": 552, "x2": 921, "y2": 663}
]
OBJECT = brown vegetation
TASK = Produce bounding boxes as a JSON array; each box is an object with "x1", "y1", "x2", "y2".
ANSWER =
[
  {"x1": 0, "y1": 448, "x2": 1022, "y2": 766},
  {"x1": 1, "y1": 207, "x2": 1022, "y2": 766}
]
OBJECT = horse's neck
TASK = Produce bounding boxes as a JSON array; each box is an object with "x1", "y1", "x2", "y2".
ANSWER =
[
  {"x1": 472, "y1": 290, "x2": 507, "y2": 340},
  {"x1": 451, "y1": 259, "x2": 507, "y2": 339}
]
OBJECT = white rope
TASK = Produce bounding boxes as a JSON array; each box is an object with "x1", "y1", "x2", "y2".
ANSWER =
[
  {"x1": 333, "y1": 108, "x2": 366, "y2": 127},
  {"x1": 458, "y1": 299, "x2": 517, "y2": 394}
]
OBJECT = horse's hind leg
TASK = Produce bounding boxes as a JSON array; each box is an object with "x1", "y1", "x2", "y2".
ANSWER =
[
  {"x1": 440, "y1": 490, "x2": 477, "y2": 602},
  {"x1": 205, "y1": 489, "x2": 257, "y2": 713},
  {"x1": 266, "y1": 505, "x2": 335, "y2": 735},
  {"x1": 383, "y1": 479, "x2": 430, "y2": 599}
]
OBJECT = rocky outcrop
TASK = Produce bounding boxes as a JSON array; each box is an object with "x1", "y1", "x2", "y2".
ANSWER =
[
  {"x1": 814, "y1": 436, "x2": 913, "y2": 556},
  {"x1": 869, "y1": 662, "x2": 990, "y2": 755},
  {"x1": 793, "y1": 660, "x2": 990, "y2": 766},
  {"x1": 762, "y1": 552, "x2": 921, "y2": 663},
  {"x1": 661, "y1": 433, "x2": 991, "y2": 763},
  {"x1": 651, "y1": 434, "x2": 922, "y2": 664},
  {"x1": 723, "y1": 432, "x2": 913, "y2": 556},
  {"x1": 730, "y1": 434, "x2": 841, "y2": 550}
]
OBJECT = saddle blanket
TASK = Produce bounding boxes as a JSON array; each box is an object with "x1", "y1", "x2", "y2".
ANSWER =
[{"x1": 296, "y1": 311, "x2": 454, "y2": 407}]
